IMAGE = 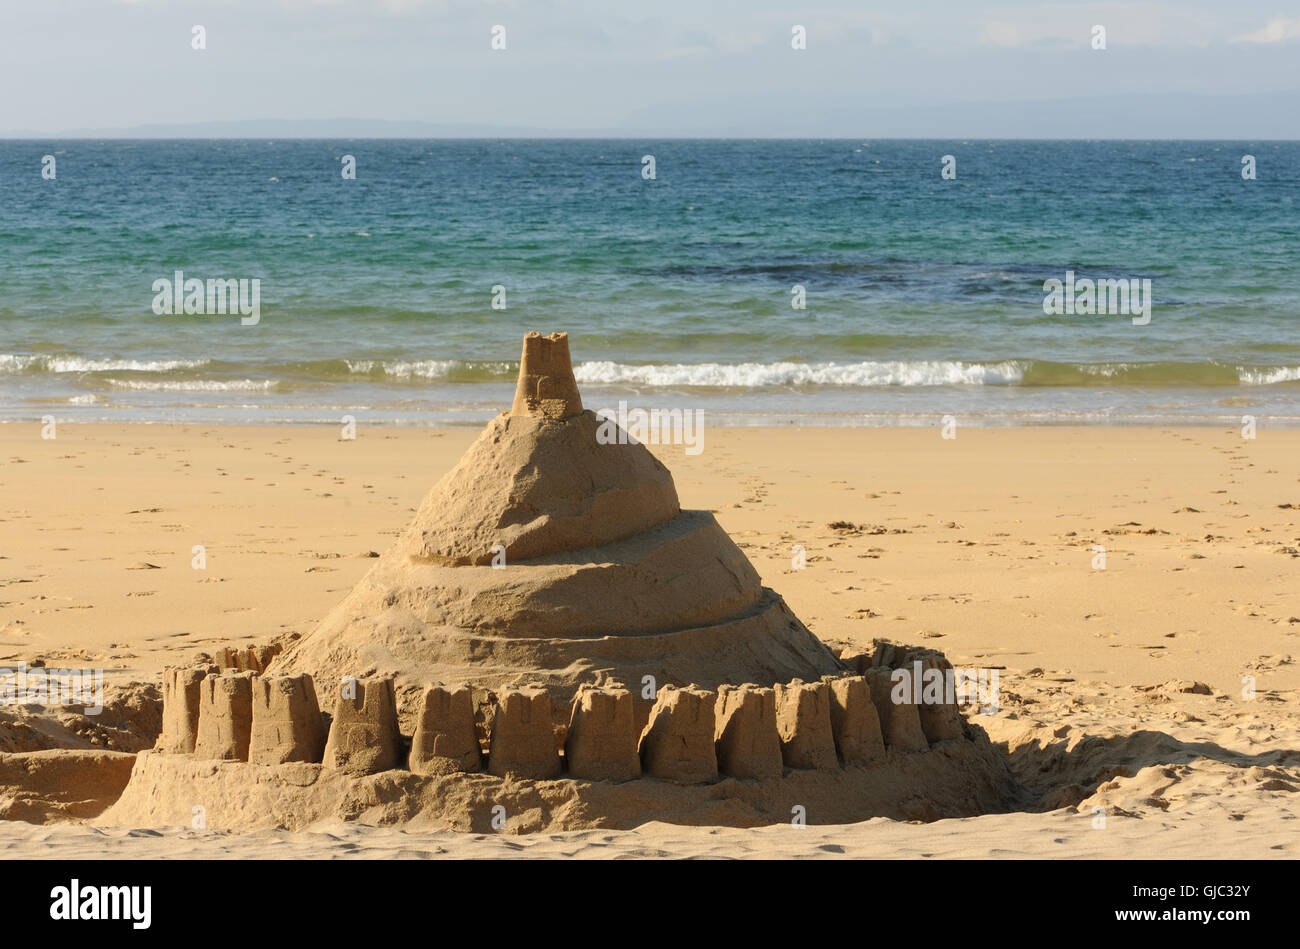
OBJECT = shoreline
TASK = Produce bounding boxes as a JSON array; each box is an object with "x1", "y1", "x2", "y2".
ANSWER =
[{"x1": 5, "y1": 415, "x2": 1300, "y2": 429}]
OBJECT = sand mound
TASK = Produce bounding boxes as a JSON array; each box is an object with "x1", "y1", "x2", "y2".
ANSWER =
[
  {"x1": 272, "y1": 332, "x2": 841, "y2": 721},
  {"x1": 0, "y1": 750, "x2": 136, "y2": 823},
  {"x1": 0, "y1": 682, "x2": 161, "y2": 754},
  {"x1": 406, "y1": 409, "x2": 680, "y2": 567}
]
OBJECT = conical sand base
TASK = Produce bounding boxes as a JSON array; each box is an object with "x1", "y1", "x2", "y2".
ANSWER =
[{"x1": 272, "y1": 333, "x2": 842, "y2": 723}]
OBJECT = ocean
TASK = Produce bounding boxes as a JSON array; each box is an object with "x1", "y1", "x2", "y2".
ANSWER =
[{"x1": 2, "y1": 139, "x2": 1297, "y2": 426}]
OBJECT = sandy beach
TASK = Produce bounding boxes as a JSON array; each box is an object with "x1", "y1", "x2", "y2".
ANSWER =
[{"x1": 2, "y1": 422, "x2": 1296, "y2": 857}]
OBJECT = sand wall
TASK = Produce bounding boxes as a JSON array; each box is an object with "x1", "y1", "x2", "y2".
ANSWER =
[{"x1": 104, "y1": 641, "x2": 1011, "y2": 831}]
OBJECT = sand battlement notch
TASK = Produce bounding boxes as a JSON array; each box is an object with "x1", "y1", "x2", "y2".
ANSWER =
[
  {"x1": 322, "y1": 677, "x2": 401, "y2": 775},
  {"x1": 249, "y1": 674, "x2": 326, "y2": 765},
  {"x1": 410, "y1": 684, "x2": 482, "y2": 775}
]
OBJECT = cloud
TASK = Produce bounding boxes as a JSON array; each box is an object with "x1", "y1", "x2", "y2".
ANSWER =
[{"x1": 1231, "y1": 16, "x2": 1300, "y2": 43}]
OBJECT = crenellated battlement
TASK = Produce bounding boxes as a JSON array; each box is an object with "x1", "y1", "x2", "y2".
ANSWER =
[{"x1": 156, "y1": 640, "x2": 974, "y2": 787}]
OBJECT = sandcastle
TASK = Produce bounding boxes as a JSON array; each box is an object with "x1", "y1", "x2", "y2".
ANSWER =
[{"x1": 107, "y1": 332, "x2": 1013, "y2": 831}]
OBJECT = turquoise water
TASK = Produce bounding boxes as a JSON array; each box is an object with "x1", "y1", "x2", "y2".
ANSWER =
[{"x1": 2, "y1": 139, "x2": 1298, "y2": 425}]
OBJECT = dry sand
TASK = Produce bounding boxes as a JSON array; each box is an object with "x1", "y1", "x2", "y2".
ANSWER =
[{"x1": 1, "y1": 423, "x2": 1298, "y2": 857}]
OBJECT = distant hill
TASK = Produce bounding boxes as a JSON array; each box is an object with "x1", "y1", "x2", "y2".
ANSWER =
[
  {"x1": 5, "y1": 90, "x2": 1300, "y2": 139},
  {"x1": 0, "y1": 118, "x2": 615, "y2": 139}
]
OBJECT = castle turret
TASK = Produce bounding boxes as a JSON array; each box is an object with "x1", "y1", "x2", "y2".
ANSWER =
[{"x1": 510, "y1": 331, "x2": 583, "y2": 419}]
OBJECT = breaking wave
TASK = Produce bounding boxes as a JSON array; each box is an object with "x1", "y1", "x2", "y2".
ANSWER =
[{"x1": 573, "y1": 359, "x2": 1026, "y2": 387}]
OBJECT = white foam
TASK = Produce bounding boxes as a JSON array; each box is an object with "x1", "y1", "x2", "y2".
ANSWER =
[
  {"x1": 51, "y1": 357, "x2": 209, "y2": 373},
  {"x1": 106, "y1": 379, "x2": 277, "y2": 392},
  {"x1": 1240, "y1": 366, "x2": 1300, "y2": 385},
  {"x1": 0, "y1": 355, "x2": 209, "y2": 374},
  {"x1": 345, "y1": 360, "x2": 513, "y2": 380},
  {"x1": 572, "y1": 359, "x2": 1027, "y2": 388},
  {"x1": 1075, "y1": 363, "x2": 1132, "y2": 378},
  {"x1": 372, "y1": 360, "x2": 461, "y2": 380},
  {"x1": 0, "y1": 355, "x2": 40, "y2": 373}
]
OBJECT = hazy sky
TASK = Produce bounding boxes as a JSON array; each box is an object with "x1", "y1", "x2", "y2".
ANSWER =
[{"x1": 2, "y1": 0, "x2": 1298, "y2": 136}]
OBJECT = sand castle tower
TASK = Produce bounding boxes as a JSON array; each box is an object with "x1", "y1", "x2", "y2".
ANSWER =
[{"x1": 271, "y1": 332, "x2": 841, "y2": 728}]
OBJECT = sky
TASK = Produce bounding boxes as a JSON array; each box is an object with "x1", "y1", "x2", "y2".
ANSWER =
[{"x1": 1, "y1": 0, "x2": 1298, "y2": 137}]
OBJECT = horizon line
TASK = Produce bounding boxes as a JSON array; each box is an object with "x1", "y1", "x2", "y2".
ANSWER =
[{"x1": 5, "y1": 135, "x2": 1300, "y2": 142}]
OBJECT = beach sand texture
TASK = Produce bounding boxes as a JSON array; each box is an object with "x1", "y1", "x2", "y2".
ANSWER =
[{"x1": 1, "y1": 422, "x2": 1297, "y2": 856}]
